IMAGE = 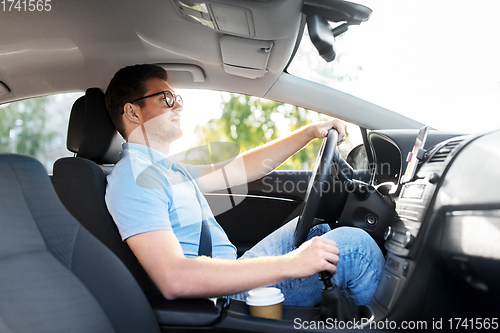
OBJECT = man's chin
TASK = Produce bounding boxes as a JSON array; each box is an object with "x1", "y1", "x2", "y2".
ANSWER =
[{"x1": 171, "y1": 129, "x2": 183, "y2": 141}]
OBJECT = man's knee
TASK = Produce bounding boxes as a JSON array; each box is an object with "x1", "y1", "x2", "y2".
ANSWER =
[
  {"x1": 324, "y1": 226, "x2": 384, "y2": 266},
  {"x1": 324, "y1": 226, "x2": 374, "y2": 245}
]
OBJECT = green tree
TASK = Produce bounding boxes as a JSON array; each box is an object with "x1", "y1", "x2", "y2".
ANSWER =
[
  {"x1": 279, "y1": 104, "x2": 325, "y2": 170},
  {"x1": 194, "y1": 95, "x2": 279, "y2": 151},
  {"x1": 194, "y1": 93, "x2": 343, "y2": 170},
  {"x1": 0, "y1": 97, "x2": 55, "y2": 158}
]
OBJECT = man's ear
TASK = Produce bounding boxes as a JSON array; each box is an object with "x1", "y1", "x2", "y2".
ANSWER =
[{"x1": 123, "y1": 103, "x2": 141, "y2": 124}]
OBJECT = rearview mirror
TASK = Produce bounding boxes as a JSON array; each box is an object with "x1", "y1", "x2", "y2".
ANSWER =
[
  {"x1": 307, "y1": 15, "x2": 336, "y2": 62},
  {"x1": 304, "y1": 1, "x2": 372, "y2": 63}
]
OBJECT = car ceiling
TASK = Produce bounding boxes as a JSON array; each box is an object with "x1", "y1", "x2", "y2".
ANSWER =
[
  {"x1": 0, "y1": 0, "x2": 423, "y2": 130},
  {"x1": 0, "y1": 0, "x2": 303, "y2": 101}
]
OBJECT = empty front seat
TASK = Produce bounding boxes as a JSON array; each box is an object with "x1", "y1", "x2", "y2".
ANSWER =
[{"x1": 0, "y1": 153, "x2": 160, "y2": 333}]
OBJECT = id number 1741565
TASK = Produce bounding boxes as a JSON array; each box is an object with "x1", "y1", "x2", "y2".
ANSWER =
[
  {"x1": 1, "y1": 0, "x2": 51, "y2": 11},
  {"x1": 448, "y1": 318, "x2": 498, "y2": 330}
]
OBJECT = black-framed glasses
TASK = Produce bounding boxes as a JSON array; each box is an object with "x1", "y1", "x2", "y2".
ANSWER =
[{"x1": 129, "y1": 90, "x2": 183, "y2": 108}]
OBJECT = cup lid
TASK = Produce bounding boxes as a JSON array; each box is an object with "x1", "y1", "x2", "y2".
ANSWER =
[{"x1": 246, "y1": 287, "x2": 284, "y2": 306}]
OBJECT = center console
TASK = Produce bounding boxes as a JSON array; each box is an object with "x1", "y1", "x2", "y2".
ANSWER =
[
  {"x1": 373, "y1": 129, "x2": 468, "y2": 313},
  {"x1": 211, "y1": 300, "x2": 374, "y2": 332}
]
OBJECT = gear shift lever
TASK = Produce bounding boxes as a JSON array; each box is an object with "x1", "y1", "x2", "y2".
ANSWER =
[
  {"x1": 319, "y1": 271, "x2": 334, "y2": 288},
  {"x1": 318, "y1": 271, "x2": 359, "y2": 322}
]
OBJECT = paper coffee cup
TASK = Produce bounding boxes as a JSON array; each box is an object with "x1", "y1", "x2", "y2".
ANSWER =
[{"x1": 246, "y1": 287, "x2": 284, "y2": 320}]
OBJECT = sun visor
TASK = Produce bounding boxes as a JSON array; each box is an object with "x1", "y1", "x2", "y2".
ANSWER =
[
  {"x1": 220, "y1": 35, "x2": 273, "y2": 79},
  {"x1": 157, "y1": 64, "x2": 205, "y2": 83}
]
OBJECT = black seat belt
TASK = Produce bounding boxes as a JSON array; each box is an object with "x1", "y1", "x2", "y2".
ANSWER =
[{"x1": 199, "y1": 218, "x2": 212, "y2": 257}]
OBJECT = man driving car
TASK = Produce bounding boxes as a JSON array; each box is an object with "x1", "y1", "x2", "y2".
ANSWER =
[{"x1": 104, "y1": 64, "x2": 384, "y2": 306}]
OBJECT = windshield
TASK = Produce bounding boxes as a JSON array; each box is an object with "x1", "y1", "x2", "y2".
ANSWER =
[{"x1": 288, "y1": 0, "x2": 500, "y2": 133}]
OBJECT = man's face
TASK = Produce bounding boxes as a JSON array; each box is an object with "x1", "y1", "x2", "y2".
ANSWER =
[{"x1": 138, "y1": 78, "x2": 183, "y2": 144}]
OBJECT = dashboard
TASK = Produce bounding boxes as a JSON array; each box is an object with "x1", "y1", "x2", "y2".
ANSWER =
[{"x1": 363, "y1": 128, "x2": 500, "y2": 322}]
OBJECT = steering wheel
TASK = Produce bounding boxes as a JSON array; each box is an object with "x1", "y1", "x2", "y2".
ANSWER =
[{"x1": 293, "y1": 129, "x2": 350, "y2": 247}]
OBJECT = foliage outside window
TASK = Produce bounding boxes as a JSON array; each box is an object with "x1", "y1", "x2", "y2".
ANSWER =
[
  {"x1": 180, "y1": 92, "x2": 357, "y2": 171},
  {"x1": 0, "y1": 93, "x2": 80, "y2": 172},
  {"x1": 0, "y1": 97, "x2": 54, "y2": 156}
]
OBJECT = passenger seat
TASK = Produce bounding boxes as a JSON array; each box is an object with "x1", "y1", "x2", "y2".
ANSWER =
[{"x1": 0, "y1": 153, "x2": 160, "y2": 332}]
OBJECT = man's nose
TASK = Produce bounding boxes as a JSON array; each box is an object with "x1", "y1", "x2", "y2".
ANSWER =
[{"x1": 172, "y1": 104, "x2": 183, "y2": 113}]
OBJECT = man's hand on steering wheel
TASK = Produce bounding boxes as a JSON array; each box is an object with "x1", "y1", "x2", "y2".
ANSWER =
[{"x1": 310, "y1": 118, "x2": 346, "y2": 143}]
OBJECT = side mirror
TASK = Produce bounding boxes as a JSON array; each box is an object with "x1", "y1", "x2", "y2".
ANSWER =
[
  {"x1": 346, "y1": 144, "x2": 373, "y2": 183},
  {"x1": 346, "y1": 144, "x2": 369, "y2": 170},
  {"x1": 307, "y1": 15, "x2": 336, "y2": 62}
]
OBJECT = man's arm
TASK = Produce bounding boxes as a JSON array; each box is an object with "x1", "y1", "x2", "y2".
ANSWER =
[
  {"x1": 196, "y1": 118, "x2": 345, "y2": 193},
  {"x1": 127, "y1": 229, "x2": 339, "y2": 300}
]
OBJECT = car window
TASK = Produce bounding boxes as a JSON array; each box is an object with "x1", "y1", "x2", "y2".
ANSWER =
[
  {"x1": 0, "y1": 90, "x2": 362, "y2": 173},
  {"x1": 0, "y1": 92, "x2": 82, "y2": 173},
  {"x1": 172, "y1": 90, "x2": 363, "y2": 170}
]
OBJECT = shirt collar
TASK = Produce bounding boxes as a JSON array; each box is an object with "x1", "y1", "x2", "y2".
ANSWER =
[{"x1": 122, "y1": 142, "x2": 176, "y2": 169}]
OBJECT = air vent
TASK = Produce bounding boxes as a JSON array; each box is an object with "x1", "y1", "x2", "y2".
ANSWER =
[{"x1": 428, "y1": 140, "x2": 462, "y2": 163}]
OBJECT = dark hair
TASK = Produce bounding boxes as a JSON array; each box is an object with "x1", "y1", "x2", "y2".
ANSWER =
[{"x1": 105, "y1": 64, "x2": 168, "y2": 138}]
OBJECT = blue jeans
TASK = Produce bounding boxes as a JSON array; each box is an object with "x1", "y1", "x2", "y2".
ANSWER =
[{"x1": 230, "y1": 218, "x2": 385, "y2": 306}]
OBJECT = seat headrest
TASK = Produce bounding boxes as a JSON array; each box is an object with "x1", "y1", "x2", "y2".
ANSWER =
[{"x1": 67, "y1": 88, "x2": 124, "y2": 164}]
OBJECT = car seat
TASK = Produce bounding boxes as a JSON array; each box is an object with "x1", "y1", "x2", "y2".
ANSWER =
[
  {"x1": 0, "y1": 153, "x2": 160, "y2": 332},
  {"x1": 51, "y1": 88, "x2": 223, "y2": 327},
  {"x1": 51, "y1": 88, "x2": 159, "y2": 296}
]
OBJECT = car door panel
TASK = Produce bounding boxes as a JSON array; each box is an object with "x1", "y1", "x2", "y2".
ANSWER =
[{"x1": 205, "y1": 170, "x2": 311, "y2": 255}]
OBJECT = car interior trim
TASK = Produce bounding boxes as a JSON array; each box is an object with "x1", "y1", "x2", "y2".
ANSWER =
[{"x1": 159, "y1": 64, "x2": 206, "y2": 83}]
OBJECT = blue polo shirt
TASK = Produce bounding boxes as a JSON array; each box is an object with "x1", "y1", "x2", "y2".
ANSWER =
[{"x1": 105, "y1": 143, "x2": 237, "y2": 260}]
